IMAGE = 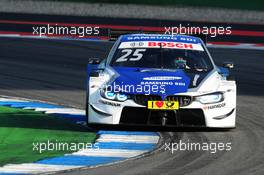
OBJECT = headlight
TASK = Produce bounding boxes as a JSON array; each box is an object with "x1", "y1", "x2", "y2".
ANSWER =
[
  {"x1": 196, "y1": 92, "x2": 224, "y2": 104},
  {"x1": 116, "y1": 93, "x2": 128, "y2": 101},
  {"x1": 101, "y1": 90, "x2": 128, "y2": 102},
  {"x1": 104, "y1": 91, "x2": 116, "y2": 100}
]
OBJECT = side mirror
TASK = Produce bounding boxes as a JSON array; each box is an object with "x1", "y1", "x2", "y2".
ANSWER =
[
  {"x1": 90, "y1": 71, "x2": 100, "y2": 77},
  {"x1": 87, "y1": 58, "x2": 104, "y2": 78},
  {"x1": 89, "y1": 58, "x2": 101, "y2": 65},
  {"x1": 223, "y1": 62, "x2": 234, "y2": 69}
]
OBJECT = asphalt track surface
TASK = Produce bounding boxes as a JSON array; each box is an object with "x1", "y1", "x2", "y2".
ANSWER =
[{"x1": 0, "y1": 37, "x2": 264, "y2": 175}]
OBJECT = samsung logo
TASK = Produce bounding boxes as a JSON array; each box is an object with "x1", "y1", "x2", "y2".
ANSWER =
[{"x1": 143, "y1": 76, "x2": 182, "y2": 81}]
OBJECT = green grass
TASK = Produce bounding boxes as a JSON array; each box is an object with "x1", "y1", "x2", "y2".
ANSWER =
[
  {"x1": 0, "y1": 106, "x2": 96, "y2": 166},
  {"x1": 50, "y1": 0, "x2": 264, "y2": 11}
]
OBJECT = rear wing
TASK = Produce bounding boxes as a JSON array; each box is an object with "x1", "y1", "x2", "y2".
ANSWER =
[{"x1": 107, "y1": 28, "x2": 207, "y2": 44}]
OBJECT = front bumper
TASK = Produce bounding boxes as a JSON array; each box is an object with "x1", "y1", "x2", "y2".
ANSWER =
[
  {"x1": 88, "y1": 92, "x2": 236, "y2": 128},
  {"x1": 119, "y1": 107, "x2": 206, "y2": 127}
]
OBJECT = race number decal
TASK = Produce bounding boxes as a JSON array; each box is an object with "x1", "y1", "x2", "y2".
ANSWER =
[
  {"x1": 115, "y1": 49, "x2": 132, "y2": 62},
  {"x1": 116, "y1": 49, "x2": 146, "y2": 62}
]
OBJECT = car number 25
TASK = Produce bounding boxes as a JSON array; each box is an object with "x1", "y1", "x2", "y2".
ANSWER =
[{"x1": 116, "y1": 49, "x2": 146, "y2": 62}]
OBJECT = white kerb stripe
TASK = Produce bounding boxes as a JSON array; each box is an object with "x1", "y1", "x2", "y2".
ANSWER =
[
  {"x1": 71, "y1": 149, "x2": 147, "y2": 158},
  {"x1": 30, "y1": 107, "x2": 62, "y2": 112},
  {"x1": 23, "y1": 107, "x2": 62, "y2": 111},
  {"x1": 0, "y1": 98, "x2": 27, "y2": 102},
  {"x1": 98, "y1": 134, "x2": 159, "y2": 144},
  {"x1": 207, "y1": 43, "x2": 264, "y2": 50},
  {"x1": 32, "y1": 108, "x2": 85, "y2": 115},
  {"x1": 0, "y1": 163, "x2": 81, "y2": 174},
  {"x1": 44, "y1": 108, "x2": 85, "y2": 115}
]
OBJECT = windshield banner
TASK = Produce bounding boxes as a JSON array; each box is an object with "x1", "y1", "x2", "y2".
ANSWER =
[{"x1": 119, "y1": 41, "x2": 204, "y2": 51}]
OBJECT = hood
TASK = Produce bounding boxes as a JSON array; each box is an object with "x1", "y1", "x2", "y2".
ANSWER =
[{"x1": 107, "y1": 67, "x2": 210, "y2": 99}]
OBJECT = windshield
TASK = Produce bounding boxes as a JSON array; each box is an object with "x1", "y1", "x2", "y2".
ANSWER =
[{"x1": 110, "y1": 42, "x2": 214, "y2": 72}]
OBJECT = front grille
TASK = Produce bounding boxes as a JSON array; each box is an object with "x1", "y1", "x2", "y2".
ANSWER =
[
  {"x1": 132, "y1": 94, "x2": 193, "y2": 107},
  {"x1": 133, "y1": 95, "x2": 161, "y2": 106},
  {"x1": 165, "y1": 95, "x2": 193, "y2": 107},
  {"x1": 120, "y1": 107, "x2": 205, "y2": 127}
]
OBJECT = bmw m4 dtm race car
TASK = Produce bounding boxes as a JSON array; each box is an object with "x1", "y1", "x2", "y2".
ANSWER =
[{"x1": 86, "y1": 34, "x2": 236, "y2": 128}]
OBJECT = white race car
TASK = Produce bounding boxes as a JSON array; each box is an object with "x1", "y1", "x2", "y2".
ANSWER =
[{"x1": 86, "y1": 34, "x2": 236, "y2": 128}]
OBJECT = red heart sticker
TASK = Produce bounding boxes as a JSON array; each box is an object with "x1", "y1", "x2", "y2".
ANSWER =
[{"x1": 155, "y1": 101, "x2": 164, "y2": 108}]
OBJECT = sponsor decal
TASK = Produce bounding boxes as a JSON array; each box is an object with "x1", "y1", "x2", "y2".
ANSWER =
[
  {"x1": 141, "y1": 81, "x2": 186, "y2": 86},
  {"x1": 143, "y1": 76, "x2": 182, "y2": 81},
  {"x1": 122, "y1": 35, "x2": 199, "y2": 44},
  {"x1": 110, "y1": 67, "x2": 190, "y2": 99},
  {"x1": 203, "y1": 103, "x2": 226, "y2": 110},
  {"x1": 147, "y1": 101, "x2": 179, "y2": 110},
  {"x1": 99, "y1": 99, "x2": 121, "y2": 106},
  {"x1": 118, "y1": 41, "x2": 204, "y2": 51}
]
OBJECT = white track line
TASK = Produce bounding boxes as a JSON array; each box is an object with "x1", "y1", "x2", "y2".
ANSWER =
[
  {"x1": 0, "y1": 98, "x2": 26, "y2": 102},
  {"x1": 207, "y1": 43, "x2": 264, "y2": 50},
  {"x1": 33, "y1": 108, "x2": 85, "y2": 115},
  {"x1": 23, "y1": 107, "x2": 49, "y2": 110},
  {"x1": 0, "y1": 163, "x2": 81, "y2": 174},
  {"x1": 71, "y1": 149, "x2": 147, "y2": 158},
  {"x1": 97, "y1": 134, "x2": 159, "y2": 144}
]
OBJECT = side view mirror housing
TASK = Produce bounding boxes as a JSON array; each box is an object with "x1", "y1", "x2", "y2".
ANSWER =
[
  {"x1": 88, "y1": 58, "x2": 105, "y2": 77},
  {"x1": 223, "y1": 62, "x2": 234, "y2": 69},
  {"x1": 90, "y1": 71, "x2": 100, "y2": 77},
  {"x1": 88, "y1": 58, "x2": 101, "y2": 65}
]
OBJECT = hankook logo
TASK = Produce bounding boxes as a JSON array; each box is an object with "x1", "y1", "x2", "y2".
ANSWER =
[
  {"x1": 204, "y1": 103, "x2": 226, "y2": 110},
  {"x1": 99, "y1": 100, "x2": 121, "y2": 107}
]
